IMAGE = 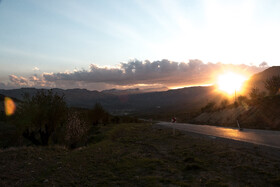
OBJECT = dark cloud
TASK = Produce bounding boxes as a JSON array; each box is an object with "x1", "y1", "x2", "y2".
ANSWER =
[
  {"x1": 1, "y1": 60, "x2": 268, "y2": 91},
  {"x1": 43, "y1": 59, "x2": 267, "y2": 87},
  {"x1": 259, "y1": 61, "x2": 269, "y2": 67}
]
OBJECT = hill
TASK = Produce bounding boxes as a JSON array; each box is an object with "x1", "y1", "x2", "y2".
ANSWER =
[
  {"x1": 244, "y1": 66, "x2": 280, "y2": 93},
  {"x1": 192, "y1": 66, "x2": 280, "y2": 129},
  {"x1": 101, "y1": 88, "x2": 142, "y2": 95},
  {"x1": 0, "y1": 86, "x2": 225, "y2": 117},
  {"x1": 193, "y1": 96, "x2": 280, "y2": 130}
]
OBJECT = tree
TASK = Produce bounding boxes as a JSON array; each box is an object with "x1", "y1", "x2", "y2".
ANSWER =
[
  {"x1": 264, "y1": 75, "x2": 280, "y2": 96},
  {"x1": 90, "y1": 103, "x2": 109, "y2": 125},
  {"x1": 16, "y1": 90, "x2": 68, "y2": 145},
  {"x1": 249, "y1": 87, "x2": 265, "y2": 100}
]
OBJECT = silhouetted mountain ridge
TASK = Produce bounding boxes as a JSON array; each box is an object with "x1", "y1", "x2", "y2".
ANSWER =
[
  {"x1": 245, "y1": 66, "x2": 280, "y2": 92},
  {"x1": 0, "y1": 86, "x2": 223, "y2": 115}
]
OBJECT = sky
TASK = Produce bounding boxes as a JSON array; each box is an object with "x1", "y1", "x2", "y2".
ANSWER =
[{"x1": 0, "y1": 0, "x2": 279, "y2": 90}]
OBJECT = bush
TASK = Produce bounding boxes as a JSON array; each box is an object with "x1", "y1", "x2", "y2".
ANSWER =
[
  {"x1": 201, "y1": 102, "x2": 216, "y2": 113},
  {"x1": 237, "y1": 95, "x2": 249, "y2": 106},
  {"x1": 64, "y1": 111, "x2": 90, "y2": 148},
  {"x1": 15, "y1": 90, "x2": 68, "y2": 146},
  {"x1": 249, "y1": 87, "x2": 266, "y2": 100},
  {"x1": 220, "y1": 99, "x2": 229, "y2": 109},
  {"x1": 90, "y1": 103, "x2": 109, "y2": 126}
]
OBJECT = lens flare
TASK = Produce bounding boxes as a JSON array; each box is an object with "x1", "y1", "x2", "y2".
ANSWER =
[{"x1": 4, "y1": 97, "x2": 16, "y2": 116}]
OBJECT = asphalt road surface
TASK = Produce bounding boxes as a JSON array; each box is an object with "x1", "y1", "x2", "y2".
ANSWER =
[{"x1": 157, "y1": 122, "x2": 280, "y2": 149}]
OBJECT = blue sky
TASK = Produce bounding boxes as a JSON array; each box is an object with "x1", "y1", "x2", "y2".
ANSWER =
[{"x1": 0, "y1": 0, "x2": 279, "y2": 90}]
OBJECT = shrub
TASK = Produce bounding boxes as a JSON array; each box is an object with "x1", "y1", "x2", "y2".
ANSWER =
[
  {"x1": 90, "y1": 103, "x2": 109, "y2": 125},
  {"x1": 15, "y1": 90, "x2": 68, "y2": 146},
  {"x1": 220, "y1": 99, "x2": 229, "y2": 109},
  {"x1": 249, "y1": 87, "x2": 266, "y2": 100},
  {"x1": 64, "y1": 111, "x2": 90, "y2": 149},
  {"x1": 237, "y1": 95, "x2": 248, "y2": 105},
  {"x1": 201, "y1": 102, "x2": 216, "y2": 113}
]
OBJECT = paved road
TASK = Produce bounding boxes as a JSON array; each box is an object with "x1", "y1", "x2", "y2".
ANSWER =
[{"x1": 157, "y1": 122, "x2": 280, "y2": 149}]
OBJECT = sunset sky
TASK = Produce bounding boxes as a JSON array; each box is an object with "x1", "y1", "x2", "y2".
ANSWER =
[{"x1": 0, "y1": 0, "x2": 279, "y2": 90}]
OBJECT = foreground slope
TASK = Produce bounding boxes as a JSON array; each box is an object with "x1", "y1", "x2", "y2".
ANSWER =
[{"x1": 1, "y1": 123, "x2": 280, "y2": 186}]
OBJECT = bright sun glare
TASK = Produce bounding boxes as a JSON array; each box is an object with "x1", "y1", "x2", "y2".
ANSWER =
[{"x1": 217, "y1": 72, "x2": 247, "y2": 95}]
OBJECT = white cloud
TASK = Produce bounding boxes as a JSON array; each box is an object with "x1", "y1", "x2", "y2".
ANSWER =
[{"x1": 33, "y1": 67, "x2": 40, "y2": 71}]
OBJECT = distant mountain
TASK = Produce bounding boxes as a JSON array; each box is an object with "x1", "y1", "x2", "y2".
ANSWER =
[
  {"x1": 0, "y1": 86, "x2": 224, "y2": 116},
  {"x1": 101, "y1": 87, "x2": 168, "y2": 95},
  {"x1": 101, "y1": 88, "x2": 142, "y2": 95},
  {"x1": 0, "y1": 88, "x2": 107, "y2": 109},
  {"x1": 245, "y1": 66, "x2": 280, "y2": 93}
]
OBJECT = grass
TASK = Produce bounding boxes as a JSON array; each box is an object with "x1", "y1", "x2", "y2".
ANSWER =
[{"x1": 0, "y1": 123, "x2": 280, "y2": 186}]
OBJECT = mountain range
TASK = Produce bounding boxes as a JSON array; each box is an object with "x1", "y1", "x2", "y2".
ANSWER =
[
  {"x1": 0, "y1": 86, "x2": 223, "y2": 116},
  {"x1": 0, "y1": 66, "x2": 279, "y2": 117}
]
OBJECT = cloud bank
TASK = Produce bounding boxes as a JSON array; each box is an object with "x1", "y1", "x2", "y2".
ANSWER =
[
  {"x1": 1, "y1": 59, "x2": 268, "y2": 90},
  {"x1": 43, "y1": 59, "x2": 266, "y2": 87}
]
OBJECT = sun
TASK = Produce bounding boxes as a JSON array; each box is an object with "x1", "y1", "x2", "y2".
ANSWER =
[{"x1": 217, "y1": 72, "x2": 247, "y2": 95}]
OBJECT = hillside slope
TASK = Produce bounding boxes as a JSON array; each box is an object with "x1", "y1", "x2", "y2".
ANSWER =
[
  {"x1": 244, "y1": 66, "x2": 280, "y2": 93},
  {"x1": 193, "y1": 96, "x2": 280, "y2": 130},
  {"x1": 1, "y1": 123, "x2": 280, "y2": 186}
]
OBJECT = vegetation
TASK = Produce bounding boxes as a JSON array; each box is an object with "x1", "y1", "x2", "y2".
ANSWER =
[
  {"x1": 90, "y1": 103, "x2": 109, "y2": 126},
  {"x1": 64, "y1": 111, "x2": 90, "y2": 149},
  {"x1": 195, "y1": 77, "x2": 280, "y2": 129},
  {"x1": 201, "y1": 101, "x2": 216, "y2": 112},
  {"x1": 0, "y1": 90, "x2": 140, "y2": 149},
  {"x1": 14, "y1": 90, "x2": 68, "y2": 146},
  {"x1": 237, "y1": 95, "x2": 248, "y2": 105},
  {"x1": 219, "y1": 99, "x2": 229, "y2": 109},
  {"x1": 249, "y1": 87, "x2": 265, "y2": 100},
  {"x1": 264, "y1": 75, "x2": 280, "y2": 96},
  {"x1": 0, "y1": 123, "x2": 280, "y2": 186}
]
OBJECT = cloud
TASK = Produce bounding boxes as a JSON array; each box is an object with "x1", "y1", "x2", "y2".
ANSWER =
[
  {"x1": 43, "y1": 59, "x2": 267, "y2": 88},
  {"x1": 259, "y1": 61, "x2": 269, "y2": 68},
  {"x1": 32, "y1": 67, "x2": 40, "y2": 71},
  {"x1": 9, "y1": 75, "x2": 28, "y2": 86},
  {"x1": 2, "y1": 60, "x2": 268, "y2": 91}
]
